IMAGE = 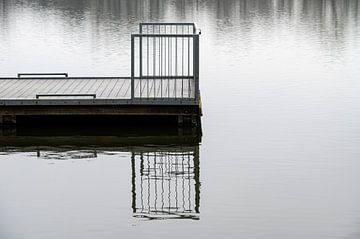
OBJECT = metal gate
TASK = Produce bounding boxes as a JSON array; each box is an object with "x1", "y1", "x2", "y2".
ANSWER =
[{"x1": 131, "y1": 23, "x2": 200, "y2": 102}]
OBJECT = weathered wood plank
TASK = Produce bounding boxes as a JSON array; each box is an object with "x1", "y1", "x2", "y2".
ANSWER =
[{"x1": 0, "y1": 78, "x2": 195, "y2": 100}]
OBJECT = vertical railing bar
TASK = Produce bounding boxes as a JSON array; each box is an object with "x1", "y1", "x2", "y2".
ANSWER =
[
  {"x1": 153, "y1": 26, "x2": 156, "y2": 99},
  {"x1": 169, "y1": 29, "x2": 172, "y2": 98},
  {"x1": 140, "y1": 36, "x2": 142, "y2": 98},
  {"x1": 175, "y1": 26, "x2": 178, "y2": 99},
  {"x1": 182, "y1": 27, "x2": 184, "y2": 98},
  {"x1": 164, "y1": 26, "x2": 167, "y2": 98},
  {"x1": 194, "y1": 34, "x2": 199, "y2": 101},
  {"x1": 168, "y1": 28, "x2": 170, "y2": 98},
  {"x1": 164, "y1": 26, "x2": 166, "y2": 98},
  {"x1": 131, "y1": 35, "x2": 135, "y2": 100},
  {"x1": 158, "y1": 26, "x2": 161, "y2": 98},
  {"x1": 147, "y1": 25, "x2": 149, "y2": 99},
  {"x1": 188, "y1": 26, "x2": 191, "y2": 98},
  {"x1": 159, "y1": 27, "x2": 163, "y2": 98},
  {"x1": 140, "y1": 24, "x2": 143, "y2": 99}
]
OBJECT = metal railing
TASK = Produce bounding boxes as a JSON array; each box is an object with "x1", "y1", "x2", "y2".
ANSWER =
[
  {"x1": 0, "y1": 23, "x2": 200, "y2": 105},
  {"x1": 139, "y1": 23, "x2": 196, "y2": 35},
  {"x1": 131, "y1": 23, "x2": 200, "y2": 102}
]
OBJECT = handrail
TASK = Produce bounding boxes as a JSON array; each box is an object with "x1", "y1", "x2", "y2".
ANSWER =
[
  {"x1": 18, "y1": 73, "x2": 68, "y2": 78},
  {"x1": 36, "y1": 94, "x2": 96, "y2": 99},
  {"x1": 132, "y1": 34, "x2": 198, "y2": 38},
  {"x1": 140, "y1": 23, "x2": 196, "y2": 26}
]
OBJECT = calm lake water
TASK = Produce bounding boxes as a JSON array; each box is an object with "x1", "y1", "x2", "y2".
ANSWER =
[{"x1": 1, "y1": 0, "x2": 360, "y2": 238}]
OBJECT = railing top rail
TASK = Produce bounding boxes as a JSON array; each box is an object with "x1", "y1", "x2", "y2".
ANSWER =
[
  {"x1": 139, "y1": 22, "x2": 197, "y2": 34},
  {"x1": 132, "y1": 33, "x2": 199, "y2": 38},
  {"x1": 140, "y1": 23, "x2": 195, "y2": 26}
]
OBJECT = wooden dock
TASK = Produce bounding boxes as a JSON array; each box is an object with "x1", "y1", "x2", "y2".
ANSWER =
[{"x1": 0, "y1": 23, "x2": 201, "y2": 126}]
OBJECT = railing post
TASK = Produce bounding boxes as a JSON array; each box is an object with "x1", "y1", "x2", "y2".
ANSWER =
[
  {"x1": 139, "y1": 24, "x2": 143, "y2": 78},
  {"x1": 193, "y1": 35, "x2": 200, "y2": 102},
  {"x1": 131, "y1": 35, "x2": 135, "y2": 100}
]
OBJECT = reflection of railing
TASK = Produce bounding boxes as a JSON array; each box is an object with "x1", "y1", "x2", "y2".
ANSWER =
[
  {"x1": 131, "y1": 147, "x2": 200, "y2": 220},
  {"x1": 131, "y1": 23, "x2": 200, "y2": 102},
  {"x1": 0, "y1": 137, "x2": 201, "y2": 220},
  {"x1": 36, "y1": 149, "x2": 98, "y2": 160}
]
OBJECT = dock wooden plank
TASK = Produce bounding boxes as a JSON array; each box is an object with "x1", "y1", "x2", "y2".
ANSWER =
[
  {"x1": 83, "y1": 79, "x2": 99, "y2": 94},
  {"x1": 0, "y1": 80, "x2": 20, "y2": 98},
  {"x1": 18, "y1": 80, "x2": 42, "y2": 98},
  {"x1": 0, "y1": 77, "x2": 195, "y2": 100},
  {"x1": 0, "y1": 80, "x2": 19, "y2": 96},
  {"x1": 99, "y1": 78, "x2": 116, "y2": 98},
  {"x1": 2, "y1": 80, "x2": 30, "y2": 98},
  {"x1": 115, "y1": 79, "x2": 129, "y2": 98},
  {"x1": 95, "y1": 79, "x2": 111, "y2": 98},
  {"x1": 0, "y1": 80, "x2": 17, "y2": 97},
  {"x1": 106, "y1": 78, "x2": 121, "y2": 98},
  {"x1": 105, "y1": 79, "x2": 118, "y2": 98},
  {"x1": 48, "y1": 79, "x2": 70, "y2": 96},
  {"x1": 86, "y1": 79, "x2": 103, "y2": 95},
  {"x1": 33, "y1": 81, "x2": 52, "y2": 98},
  {"x1": 68, "y1": 79, "x2": 86, "y2": 94},
  {"x1": 57, "y1": 80, "x2": 81, "y2": 95},
  {"x1": 35, "y1": 79, "x2": 60, "y2": 95}
]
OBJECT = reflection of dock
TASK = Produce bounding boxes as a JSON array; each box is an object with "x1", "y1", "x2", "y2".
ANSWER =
[
  {"x1": 131, "y1": 147, "x2": 200, "y2": 220},
  {"x1": 0, "y1": 124, "x2": 201, "y2": 220}
]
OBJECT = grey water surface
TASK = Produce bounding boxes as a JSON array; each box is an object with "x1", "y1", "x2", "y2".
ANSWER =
[{"x1": 1, "y1": 0, "x2": 360, "y2": 238}]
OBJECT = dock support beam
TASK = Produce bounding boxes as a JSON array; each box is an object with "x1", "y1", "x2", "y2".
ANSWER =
[
  {"x1": 0, "y1": 115, "x2": 17, "y2": 125},
  {"x1": 178, "y1": 115, "x2": 199, "y2": 126},
  {"x1": 178, "y1": 115, "x2": 184, "y2": 125}
]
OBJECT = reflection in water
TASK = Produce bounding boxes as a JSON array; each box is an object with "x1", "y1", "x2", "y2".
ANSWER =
[
  {"x1": 0, "y1": 0, "x2": 359, "y2": 76},
  {"x1": 0, "y1": 124, "x2": 201, "y2": 220},
  {"x1": 35, "y1": 149, "x2": 98, "y2": 160},
  {"x1": 1, "y1": 0, "x2": 358, "y2": 35},
  {"x1": 131, "y1": 147, "x2": 200, "y2": 220}
]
